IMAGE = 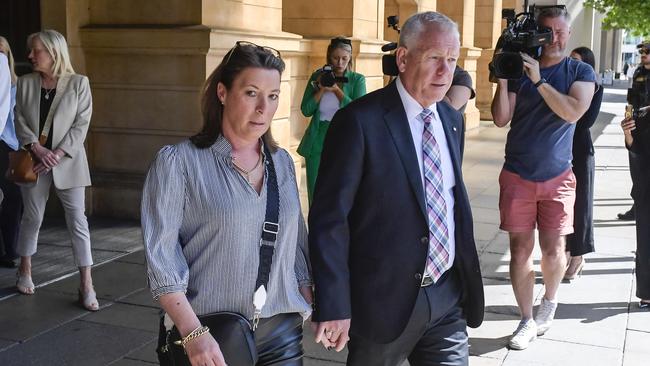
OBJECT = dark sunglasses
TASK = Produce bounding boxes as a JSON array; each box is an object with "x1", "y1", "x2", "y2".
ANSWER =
[
  {"x1": 223, "y1": 41, "x2": 282, "y2": 65},
  {"x1": 639, "y1": 48, "x2": 650, "y2": 55}
]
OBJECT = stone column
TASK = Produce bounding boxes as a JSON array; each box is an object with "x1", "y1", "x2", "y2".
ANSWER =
[
  {"x1": 76, "y1": 0, "x2": 304, "y2": 218},
  {"x1": 474, "y1": 0, "x2": 503, "y2": 120},
  {"x1": 436, "y1": 0, "x2": 481, "y2": 130},
  {"x1": 283, "y1": 0, "x2": 386, "y2": 159}
]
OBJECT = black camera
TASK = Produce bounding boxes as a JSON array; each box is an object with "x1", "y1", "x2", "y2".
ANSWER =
[
  {"x1": 489, "y1": 2, "x2": 554, "y2": 81},
  {"x1": 382, "y1": 15, "x2": 400, "y2": 76},
  {"x1": 628, "y1": 88, "x2": 650, "y2": 121},
  {"x1": 318, "y1": 65, "x2": 348, "y2": 87}
]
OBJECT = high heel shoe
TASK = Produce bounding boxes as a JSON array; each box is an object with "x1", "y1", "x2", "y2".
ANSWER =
[
  {"x1": 78, "y1": 288, "x2": 100, "y2": 311},
  {"x1": 564, "y1": 256, "x2": 585, "y2": 281},
  {"x1": 16, "y1": 272, "x2": 35, "y2": 295}
]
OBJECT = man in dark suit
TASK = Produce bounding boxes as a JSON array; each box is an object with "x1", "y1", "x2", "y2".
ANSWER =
[{"x1": 308, "y1": 11, "x2": 484, "y2": 366}]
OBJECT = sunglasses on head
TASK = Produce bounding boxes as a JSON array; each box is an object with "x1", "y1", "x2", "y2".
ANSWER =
[
  {"x1": 330, "y1": 38, "x2": 352, "y2": 47},
  {"x1": 223, "y1": 41, "x2": 282, "y2": 65},
  {"x1": 639, "y1": 48, "x2": 650, "y2": 55}
]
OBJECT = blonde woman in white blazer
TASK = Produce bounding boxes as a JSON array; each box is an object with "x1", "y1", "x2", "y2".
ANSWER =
[{"x1": 14, "y1": 30, "x2": 98, "y2": 311}]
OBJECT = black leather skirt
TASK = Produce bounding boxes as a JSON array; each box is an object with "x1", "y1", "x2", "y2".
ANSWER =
[
  {"x1": 255, "y1": 313, "x2": 304, "y2": 366},
  {"x1": 157, "y1": 312, "x2": 304, "y2": 366}
]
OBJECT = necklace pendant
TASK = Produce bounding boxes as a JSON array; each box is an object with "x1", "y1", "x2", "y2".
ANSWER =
[{"x1": 45, "y1": 94, "x2": 49, "y2": 100}]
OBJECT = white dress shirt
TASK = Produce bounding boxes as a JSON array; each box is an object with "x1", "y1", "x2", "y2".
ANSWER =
[{"x1": 396, "y1": 77, "x2": 456, "y2": 268}]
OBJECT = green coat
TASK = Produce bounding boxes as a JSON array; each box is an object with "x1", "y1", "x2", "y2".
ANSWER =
[
  {"x1": 297, "y1": 70, "x2": 366, "y2": 158},
  {"x1": 297, "y1": 69, "x2": 366, "y2": 202}
]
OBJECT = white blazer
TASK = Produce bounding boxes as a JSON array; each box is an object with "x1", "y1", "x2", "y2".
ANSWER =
[{"x1": 15, "y1": 72, "x2": 92, "y2": 189}]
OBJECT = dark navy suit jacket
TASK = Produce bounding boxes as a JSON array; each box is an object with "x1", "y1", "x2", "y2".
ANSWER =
[{"x1": 309, "y1": 81, "x2": 484, "y2": 343}]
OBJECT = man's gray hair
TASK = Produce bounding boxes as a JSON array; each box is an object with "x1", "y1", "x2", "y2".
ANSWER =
[
  {"x1": 398, "y1": 12, "x2": 460, "y2": 49},
  {"x1": 537, "y1": 7, "x2": 571, "y2": 23}
]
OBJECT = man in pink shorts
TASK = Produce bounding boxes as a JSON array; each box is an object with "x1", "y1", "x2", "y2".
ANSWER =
[{"x1": 490, "y1": 7, "x2": 596, "y2": 350}]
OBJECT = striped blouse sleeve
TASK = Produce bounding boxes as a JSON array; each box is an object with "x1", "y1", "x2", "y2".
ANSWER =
[
  {"x1": 295, "y1": 212, "x2": 312, "y2": 287},
  {"x1": 141, "y1": 145, "x2": 189, "y2": 299},
  {"x1": 283, "y1": 149, "x2": 312, "y2": 286}
]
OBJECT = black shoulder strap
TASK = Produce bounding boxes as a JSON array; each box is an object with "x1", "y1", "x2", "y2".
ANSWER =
[{"x1": 255, "y1": 142, "x2": 279, "y2": 291}]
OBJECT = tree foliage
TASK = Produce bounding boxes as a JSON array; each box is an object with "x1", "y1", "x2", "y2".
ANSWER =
[{"x1": 585, "y1": 0, "x2": 650, "y2": 37}]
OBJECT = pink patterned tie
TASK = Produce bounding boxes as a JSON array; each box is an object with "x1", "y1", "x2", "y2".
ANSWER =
[{"x1": 420, "y1": 108, "x2": 450, "y2": 283}]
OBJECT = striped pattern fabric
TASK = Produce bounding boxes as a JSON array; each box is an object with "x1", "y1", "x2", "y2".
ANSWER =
[
  {"x1": 141, "y1": 136, "x2": 312, "y2": 320},
  {"x1": 420, "y1": 108, "x2": 451, "y2": 282}
]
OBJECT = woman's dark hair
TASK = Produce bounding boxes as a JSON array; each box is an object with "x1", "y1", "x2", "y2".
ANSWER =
[
  {"x1": 191, "y1": 43, "x2": 285, "y2": 150},
  {"x1": 571, "y1": 46, "x2": 596, "y2": 69}
]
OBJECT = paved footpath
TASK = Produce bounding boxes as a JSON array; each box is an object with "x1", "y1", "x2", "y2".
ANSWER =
[{"x1": 0, "y1": 80, "x2": 647, "y2": 365}]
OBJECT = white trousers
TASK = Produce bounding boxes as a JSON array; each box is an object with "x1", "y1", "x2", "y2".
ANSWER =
[{"x1": 16, "y1": 172, "x2": 93, "y2": 267}]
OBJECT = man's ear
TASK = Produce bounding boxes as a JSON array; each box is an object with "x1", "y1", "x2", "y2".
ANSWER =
[{"x1": 395, "y1": 47, "x2": 408, "y2": 73}]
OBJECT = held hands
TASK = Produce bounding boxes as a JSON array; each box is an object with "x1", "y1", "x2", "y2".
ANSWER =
[
  {"x1": 312, "y1": 319, "x2": 351, "y2": 352},
  {"x1": 520, "y1": 53, "x2": 542, "y2": 85},
  {"x1": 184, "y1": 333, "x2": 227, "y2": 366},
  {"x1": 31, "y1": 144, "x2": 65, "y2": 174}
]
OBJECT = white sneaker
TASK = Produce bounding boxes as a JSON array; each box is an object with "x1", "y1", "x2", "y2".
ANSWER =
[
  {"x1": 508, "y1": 319, "x2": 537, "y2": 350},
  {"x1": 535, "y1": 298, "x2": 558, "y2": 336}
]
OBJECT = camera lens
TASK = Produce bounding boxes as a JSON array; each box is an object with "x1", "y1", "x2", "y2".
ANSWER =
[
  {"x1": 320, "y1": 72, "x2": 336, "y2": 87},
  {"x1": 493, "y1": 52, "x2": 524, "y2": 80}
]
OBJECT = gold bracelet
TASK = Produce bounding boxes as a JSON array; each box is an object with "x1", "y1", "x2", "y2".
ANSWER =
[{"x1": 174, "y1": 325, "x2": 210, "y2": 348}]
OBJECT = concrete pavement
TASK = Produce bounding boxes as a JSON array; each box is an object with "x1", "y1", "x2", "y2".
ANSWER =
[{"x1": 0, "y1": 80, "x2": 647, "y2": 365}]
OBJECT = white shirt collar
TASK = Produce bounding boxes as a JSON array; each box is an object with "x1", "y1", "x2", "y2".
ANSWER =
[{"x1": 395, "y1": 77, "x2": 438, "y2": 122}]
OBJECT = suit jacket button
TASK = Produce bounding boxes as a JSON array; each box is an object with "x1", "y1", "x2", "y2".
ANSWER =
[
  {"x1": 415, "y1": 273, "x2": 422, "y2": 280},
  {"x1": 420, "y1": 236, "x2": 428, "y2": 244}
]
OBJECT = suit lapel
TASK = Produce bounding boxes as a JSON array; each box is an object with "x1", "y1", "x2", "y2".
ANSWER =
[
  {"x1": 436, "y1": 104, "x2": 463, "y2": 179},
  {"x1": 381, "y1": 83, "x2": 427, "y2": 219}
]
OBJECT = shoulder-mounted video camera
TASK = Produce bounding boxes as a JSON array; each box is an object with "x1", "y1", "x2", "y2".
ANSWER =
[
  {"x1": 381, "y1": 15, "x2": 400, "y2": 77},
  {"x1": 489, "y1": 1, "x2": 559, "y2": 81}
]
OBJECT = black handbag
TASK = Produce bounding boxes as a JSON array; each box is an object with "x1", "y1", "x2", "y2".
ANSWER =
[{"x1": 159, "y1": 142, "x2": 280, "y2": 366}]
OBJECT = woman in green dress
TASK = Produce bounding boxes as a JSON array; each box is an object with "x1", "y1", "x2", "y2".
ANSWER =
[{"x1": 298, "y1": 37, "x2": 366, "y2": 203}]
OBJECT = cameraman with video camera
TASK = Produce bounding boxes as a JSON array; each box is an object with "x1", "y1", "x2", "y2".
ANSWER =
[
  {"x1": 620, "y1": 40, "x2": 650, "y2": 310},
  {"x1": 298, "y1": 37, "x2": 366, "y2": 204},
  {"x1": 491, "y1": 7, "x2": 596, "y2": 350}
]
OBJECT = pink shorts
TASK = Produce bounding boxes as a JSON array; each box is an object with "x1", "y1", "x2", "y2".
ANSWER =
[{"x1": 498, "y1": 168, "x2": 576, "y2": 235}]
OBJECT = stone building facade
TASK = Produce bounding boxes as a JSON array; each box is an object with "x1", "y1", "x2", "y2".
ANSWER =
[{"x1": 6, "y1": 0, "x2": 612, "y2": 218}]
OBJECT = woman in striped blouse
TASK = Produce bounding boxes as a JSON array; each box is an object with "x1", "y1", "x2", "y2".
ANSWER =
[{"x1": 141, "y1": 42, "x2": 312, "y2": 366}]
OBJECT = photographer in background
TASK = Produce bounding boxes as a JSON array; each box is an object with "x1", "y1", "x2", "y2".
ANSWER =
[
  {"x1": 491, "y1": 7, "x2": 596, "y2": 350},
  {"x1": 618, "y1": 42, "x2": 650, "y2": 221},
  {"x1": 297, "y1": 37, "x2": 366, "y2": 204},
  {"x1": 620, "y1": 40, "x2": 650, "y2": 309},
  {"x1": 564, "y1": 46, "x2": 604, "y2": 281}
]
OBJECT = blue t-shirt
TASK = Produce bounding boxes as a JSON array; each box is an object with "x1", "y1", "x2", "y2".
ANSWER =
[{"x1": 504, "y1": 57, "x2": 596, "y2": 181}]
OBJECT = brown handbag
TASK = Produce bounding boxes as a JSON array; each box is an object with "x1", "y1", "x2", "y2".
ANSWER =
[
  {"x1": 6, "y1": 76, "x2": 67, "y2": 184},
  {"x1": 5, "y1": 135, "x2": 47, "y2": 183},
  {"x1": 6, "y1": 149, "x2": 37, "y2": 183}
]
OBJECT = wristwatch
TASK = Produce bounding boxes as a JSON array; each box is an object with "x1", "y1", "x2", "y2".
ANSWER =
[{"x1": 534, "y1": 78, "x2": 547, "y2": 88}]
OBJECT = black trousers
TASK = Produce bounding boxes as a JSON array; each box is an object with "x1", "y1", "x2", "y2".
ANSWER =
[
  {"x1": 347, "y1": 270, "x2": 468, "y2": 366},
  {"x1": 636, "y1": 198, "x2": 650, "y2": 300},
  {"x1": 566, "y1": 155, "x2": 595, "y2": 256},
  {"x1": 629, "y1": 151, "x2": 643, "y2": 207},
  {"x1": 157, "y1": 312, "x2": 304, "y2": 366},
  {"x1": 0, "y1": 141, "x2": 23, "y2": 259}
]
